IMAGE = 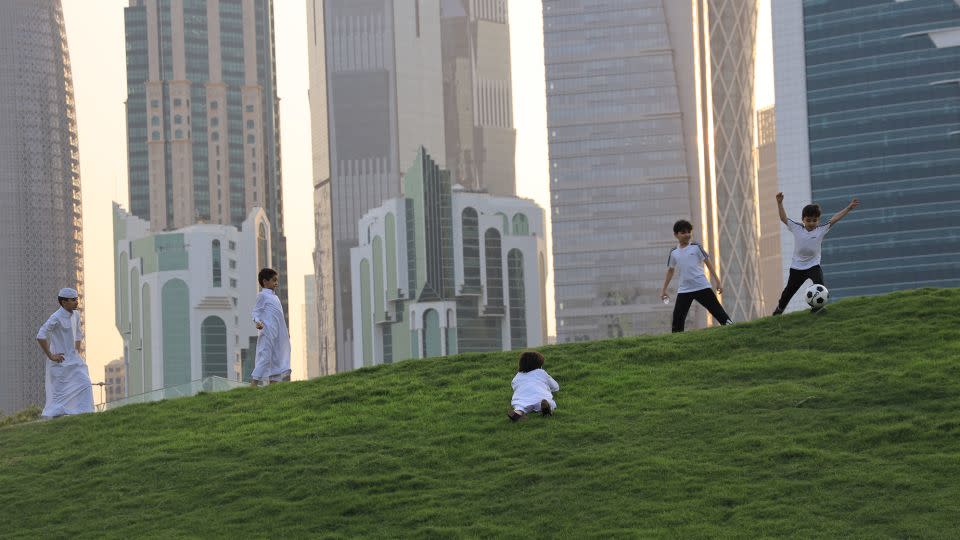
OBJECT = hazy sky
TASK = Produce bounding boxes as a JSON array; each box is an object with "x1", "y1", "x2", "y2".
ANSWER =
[{"x1": 60, "y1": 0, "x2": 773, "y2": 392}]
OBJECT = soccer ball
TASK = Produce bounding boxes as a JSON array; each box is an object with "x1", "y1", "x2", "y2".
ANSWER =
[{"x1": 805, "y1": 284, "x2": 829, "y2": 308}]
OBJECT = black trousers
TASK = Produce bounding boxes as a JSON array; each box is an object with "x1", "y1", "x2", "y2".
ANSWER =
[
  {"x1": 672, "y1": 288, "x2": 731, "y2": 333},
  {"x1": 774, "y1": 265, "x2": 825, "y2": 313}
]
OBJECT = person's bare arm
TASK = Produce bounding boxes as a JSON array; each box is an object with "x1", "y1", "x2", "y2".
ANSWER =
[
  {"x1": 829, "y1": 198, "x2": 860, "y2": 226},
  {"x1": 704, "y1": 259, "x2": 723, "y2": 295},
  {"x1": 660, "y1": 267, "x2": 675, "y2": 301},
  {"x1": 37, "y1": 339, "x2": 64, "y2": 363},
  {"x1": 776, "y1": 192, "x2": 788, "y2": 225}
]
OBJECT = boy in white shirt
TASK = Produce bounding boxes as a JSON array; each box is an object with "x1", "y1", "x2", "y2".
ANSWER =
[
  {"x1": 250, "y1": 268, "x2": 292, "y2": 386},
  {"x1": 660, "y1": 219, "x2": 733, "y2": 332},
  {"x1": 772, "y1": 192, "x2": 859, "y2": 315},
  {"x1": 35, "y1": 287, "x2": 95, "y2": 418}
]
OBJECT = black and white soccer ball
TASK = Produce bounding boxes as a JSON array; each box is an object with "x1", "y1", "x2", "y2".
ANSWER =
[{"x1": 805, "y1": 284, "x2": 829, "y2": 308}]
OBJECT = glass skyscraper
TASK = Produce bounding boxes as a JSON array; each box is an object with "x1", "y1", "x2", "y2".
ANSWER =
[
  {"x1": 543, "y1": 0, "x2": 762, "y2": 342},
  {"x1": 775, "y1": 0, "x2": 960, "y2": 301},
  {"x1": 0, "y1": 0, "x2": 84, "y2": 415},
  {"x1": 124, "y1": 0, "x2": 288, "y2": 311}
]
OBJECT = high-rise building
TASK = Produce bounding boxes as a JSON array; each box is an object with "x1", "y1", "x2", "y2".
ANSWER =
[
  {"x1": 774, "y1": 0, "x2": 960, "y2": 301},
  {"x1": 113, "y1": 204, "x2": 268, "y2": 392},
  {"x1": 104, "y1": 359, "x2": 126, "y2": 403},
  {"x1": 543, "y1": 0, "x2": 762, "y2": 343},
  {"x1": 308, "y1": 0, "x2": 518, "y2": 373},
  {"x1": 756, "y1": 106, "x2": 782, "y2": 312},
  {"x1": 123, "y1": 0, "x2": 288, "y2": 313},
  {"x1": 0, "y1": 0, "x2": 84, "y2": 415},
  {"x1": 350, "y1": 148, "x2": 546, "y2": 368},
  {"x1": 441, "y1": 0, "x2": 516, "y2": 196},
  {"x1": 303, "y1": 275, "x2": 322, "y2": 378}
]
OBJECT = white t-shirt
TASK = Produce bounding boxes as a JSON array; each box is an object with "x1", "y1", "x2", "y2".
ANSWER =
[
  {"x1": 511, "y1": 368, "x2": 559, "y2": 408},
  {"x1": 667, "y1": 243, "x2": 712, "y2": 293},
  {"x1": 786, "y1": 219, "x2": 831, "y2": 270}
]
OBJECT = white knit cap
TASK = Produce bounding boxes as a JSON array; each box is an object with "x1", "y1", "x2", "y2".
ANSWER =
[{"x1": 58, "y1": 287, "x2": 79, "y2": 299}]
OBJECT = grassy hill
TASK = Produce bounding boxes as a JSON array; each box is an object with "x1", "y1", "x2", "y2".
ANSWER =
[{"x1": 2, "y1": 288, "x2": 960, "y2": 538}]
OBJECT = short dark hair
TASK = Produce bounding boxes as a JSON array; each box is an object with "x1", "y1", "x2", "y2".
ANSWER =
[
  {"x1": 802, "y1": 204, "x2": 822, "y2": 219},
  {"x1": 57, "y1": 296, "x2": 74, "y2": 307},
  {"x1": 673, "y1": 219, "x2": 693, "y2": 234},
  {"x1": 518, "y1": 351, "x2": 545, "y2": 373},
  {"x1": 258, "y1": 268, "x2": 278, "y2": 287}
]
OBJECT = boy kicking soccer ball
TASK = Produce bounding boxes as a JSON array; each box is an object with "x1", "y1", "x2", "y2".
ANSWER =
[{"x1": 772, "y1": 192, "x2": 859, "y2": 314}]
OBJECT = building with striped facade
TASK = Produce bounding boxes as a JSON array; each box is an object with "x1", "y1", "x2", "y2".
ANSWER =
[
  {"x1": 307, "y1": 0, "x2": 518, "y2": 374},
  {"x1": 123, "y1": 0, "x2": 288, "y2": 314},
  {"x1": 0, "y1": 0, "x2": 84, "y2": 415},
  {"x1": 543, "y1": 0, "x2": 763, "y2": 342},
  {"x1": 350, "y1": 148, "x2": 546, "y2": 368},
  {"x1": 773, "y1": 0, "x2": 960, "y2": 304}
]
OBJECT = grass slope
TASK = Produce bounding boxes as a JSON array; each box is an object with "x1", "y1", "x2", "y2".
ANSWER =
[{"x1": 2, "y1": 289, "x2": 960, "y2": 538}]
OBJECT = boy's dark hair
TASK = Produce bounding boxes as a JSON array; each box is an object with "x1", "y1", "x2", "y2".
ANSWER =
[
  {"x1": 802, "y1": 204, "x2": 822, "y2": 219},
  {"x1": 673, "y1": 219, "x2": 693, "y2": 234},
  {"x1": 57, "y1": 297, "x2": 71, "y2": 307},
  {"x1": 518, "y1": 351, "x2": 545, "y2": 373},
  {"x1": 258, "y1": 268, "x2": 278, "y2": 287}
]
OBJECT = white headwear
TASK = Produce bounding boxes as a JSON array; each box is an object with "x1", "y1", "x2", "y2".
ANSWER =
[{"x1": 58, "y1": 287, "x2": 79, "y2": 299}]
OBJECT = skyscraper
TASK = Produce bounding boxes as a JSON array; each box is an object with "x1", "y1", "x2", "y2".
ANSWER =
[
  {"x1": 0, "y1": 0, "x2": 84, "y2": 415},
  {"x1": 441, "y1": 0, "x2": 516, "y2": 196},
  {"x1": 310, "y1": 0, "x2": 517, "y2": 373},
  {"x1": 123, "y1": 0, "x2": 288, "y2": 312},
  {"x1": 774, "y1": 0, "x2": 960, "y2": 300},
  {"x1": 756, "y1": 106, "x2": 782, "y2": 312},
  {"x1": 543, "y1": 0, "x2": 762, "y2": 343}
]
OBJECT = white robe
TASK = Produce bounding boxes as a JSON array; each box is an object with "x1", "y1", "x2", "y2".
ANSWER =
[
  {"x1": 251, "y1": 288, "x2": 291, "y2": 382},
  {"x1": 511, "y1": 368, "x2": 559, "y2": 412},
  {"x1": 36, "y1": 307, "x2": 95, "y2": 417}
]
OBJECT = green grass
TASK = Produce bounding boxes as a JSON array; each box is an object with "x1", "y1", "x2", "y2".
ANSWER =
[{"x1": 3, "y1": 288, "x2": 960, "y2": 538}]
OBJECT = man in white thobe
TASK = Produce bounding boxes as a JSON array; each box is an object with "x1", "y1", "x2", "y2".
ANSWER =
[
  {"x1": 35, "y1": 287, "x2": 95, "y2": 417},
  {"x1": 251, "y1": 269, "x2": 291, "y2": 386}
]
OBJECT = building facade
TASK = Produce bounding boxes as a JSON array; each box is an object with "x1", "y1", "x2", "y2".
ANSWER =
[
  {"x1": 123, "y1": 0, "x2": 288, "y2": 313},
  {"x1": 309, "y1": 0, "x2": 518, "y2": 373},
  {"x1": 350, "y1": 148, "x2": 546, "y2": 368},
  {"x1": 303, "y1": 275, "x2": 322, "y2": 378},
  {"x1": 0, "y1": 0, "x2": 84, "y2": 415},
  {"x1": 543, "y1": 0, "x2": 762, "y2": 343},
  {"x1": 114, "y1": 204, "x2": 269, "y2": 395},
  {"x1": 774, "y1": 0, "x2": 960, "y2": 300},
  {"x1": 441, "y1": 0, "x2": 516, "y2": 196},
  {"x1": 756, "y1": 106, "x2": 782, "y2": 312},
  {"x1": 104, "y1": 359, "x2": 127, "y2": 403}
]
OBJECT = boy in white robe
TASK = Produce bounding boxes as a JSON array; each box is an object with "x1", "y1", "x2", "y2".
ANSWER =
[
  {"x1": 35, "y1": 287, "x2": 95, "y2": 418},
  {"x1": 250, "y1": 268, "x2": 291, "y2": 386}
]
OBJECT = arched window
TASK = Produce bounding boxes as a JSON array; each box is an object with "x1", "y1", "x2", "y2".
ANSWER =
[
  {"x1": 423, "y1": 309, "x2": 441, "y2": 358},
  {"x1": 359, "y1": 259, "x2": 372, "y2": 365},
  {"x1": 161, "y1": 279, "x2": 190, "y2": 387},
  {"x1": 151, "y1": 116, "x2": 160, "y2": 126},
  {"x1": 201, "y1": 316, "x2": 228, "y2": 378},
  {"x1": 257, "y1": 222, "x2": 269, "y2": 270},
  {"x1": 485, "y1": 229, "x2": 503, "y2": 307},
  {"x1": 508, "y1": 249, "x2": 526, "y2": 349},
  {"x1": 461, "y1": 208, "x2": 481, "y2": 290},
  {"x1": 247, "y1": 134, "x2": 255, "y2": 144},
  {"x1": 512, "y1": 213, "x2": 529, "y2": 235},
  {"x1": 151, "y1": 131, "x2": 161, "y2": 141},
  {"x1": 212, "y1": 240, "x2": 222, "y2": 287}
]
